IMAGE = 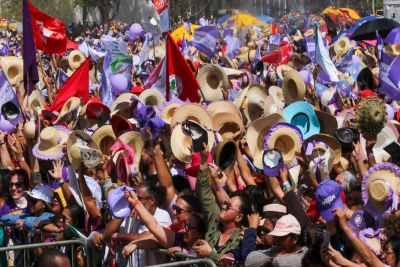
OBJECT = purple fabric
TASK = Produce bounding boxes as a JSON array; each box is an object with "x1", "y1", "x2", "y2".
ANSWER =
[
  {"x1": 362, "y1": 162, "x2": 400, "y2": 218},
  {"x1": 23, "y1": 0, "x2": 39, "y2": 93},
  {"x1": 316, "y1": 180, "x2": 344, "y2": 221},
  {"x1": 358, "y1": 228, "x2": 383, "y2": 256},
  {"x1": 0, "y1": 200, "x2": 28, "y2": 217},
  {"x1": 348, "y1": 210, "x2": 367, "y2": 234},
  {"x1": 190, "y1": 26, "x2": 219, "y2": 58},
  {"x1": 385, "y1": 26, "x2": 400, "y2": 44}
]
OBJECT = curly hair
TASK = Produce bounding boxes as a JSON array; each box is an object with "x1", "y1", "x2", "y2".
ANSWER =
[
  {"x1": 384, "y1": 211, "x2": 400, "y2": 239},
  {"x1": 356, "y1": 96, "x2": 387, "y2": 136}
]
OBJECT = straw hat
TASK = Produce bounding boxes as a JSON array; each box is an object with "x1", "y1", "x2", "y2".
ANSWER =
[
  {"x1": 246, "y1": 113, "x2": 286, "y2": 169},
  {"x1": 315, "y1": 110, "x2": 338, "y2": 136},
  {"x1": 263, "y1": 122, "x2": 303, "y2": 166},
  {"x1": 32, "y1": 126, "x2": 70, "y2": 160},
  {"x1": 171, "y1": 123, "x2": 215, "y2": 163},
  {"x1": 362, "y1": 162, "x2": 400, "y2": 217},
  {"x1": 139, "y1": 89, "x2": 165, "y2": 107},
  {"x1": 302, "y1": 134, "x2": 342, "y2": 165},
  {"x1": 171, "y1": 103, "x2": 213, "y2": 130},
  {"x1": 67, "y1": 130, "x2": 101, "y2": 169},
  {"x1": 68, "y1": 50, "x2": 85, "y2": 70},
  {"x1": 197, "y1": 64, "x2": 228, "y2": 103},
  {"x1": 304, "y1": 29, "x2": 314, "y2": 37},
  {"x1": 111, "y1": 93, "x2": 135, "y2": 114},
  {"x1": 356, "y1": 97, "x2": 387, "y2": 136},
  {"x1": 23, "y1": 120, "x2": 37, "y2": 140},
  {"x1": 276, "y1": 64, "x2": 295, "y2": 80},
  {"x1": 282, "y1": 70, "x2": 306, "y2": 106},
  {"x1": 237, "y1": 47, "x2": 256, "y2": 64},
  {"x1": 0, "y1": 56, "x2": 23, "y2": 86},
  {"x1": 243, "y1": 84, "x2": 269, "y2": 125},
  {"x1": 268, "y1": 86, "x2": 285, "y2": 109},
  {"x1": 161, "y1": 102, "x2": 183, "y2": 124},
  {"x1": 334, "y1": 36, "x2": 351, "y2": 57},
  {"x1": 207, "y1": 101, "x2": 243, "y2": 140},
  {"x1": 118, "y1": 131, "x2": 144, "y2": 164},
  {"x1": 28, "y1": 90, "x2": 46, "y2": 117},
  {"x1": 92, "y1": 125, "x2": 116, "y2": 156},
  {"x1": 55, "y1": 97, "x2": 82, "y2": 124},
  {"x1": 386, "y1": 44, "x2": 400, "y2": 57}
]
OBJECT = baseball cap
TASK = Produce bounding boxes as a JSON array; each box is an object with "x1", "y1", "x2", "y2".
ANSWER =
[
  {"x1": 25, "y1": 184, "x2": 53, "y2": 204},
  {"x1": 316, "y1": 180, "x2": 344, "y2": 221},
  {"x1": 268, "y1": 214, "x2": 301, "y2": 236},
  {"x1": 262, "y1": 149, "x2": 284, "y2": 177}
]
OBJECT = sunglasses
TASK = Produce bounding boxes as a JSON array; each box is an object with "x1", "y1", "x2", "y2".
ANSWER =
[
  {"x1": 137, "y1": 195, "x2": 152, "y2": 201},
  {"x1": 172, "y1": 205, "x2": 191, "y2": 215},
  {"x1": 9, "y1": 182, "x2": 23, "y2": 189},
  {"x1": 221, "y1": 201, "x2": 241, "y2": 214},
  {"x1": 257, "y1": 227, "x2": 271, "y2": 237}
]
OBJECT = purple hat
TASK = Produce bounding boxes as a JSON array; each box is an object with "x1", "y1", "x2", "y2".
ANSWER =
[
  {"x1": 316, "y1": 180, "x2": 344, "y2": 221},
  {"x1": 107, "y1": 186, "x2": 134, "y2": 218},
  {"x1": 348, "y1": 210, "x2": 366, "y2": 234},
  {"x1": 262, "y1": 149, "x2": 284, "y2": 177},
  {"x1": 361, "y1": 162, "x2": 400, "y2": 218}
]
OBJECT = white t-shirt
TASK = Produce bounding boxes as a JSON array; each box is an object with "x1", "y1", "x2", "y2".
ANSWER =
[{"x1": 117, "y1": 207, "x2": 172, "y2": 267}]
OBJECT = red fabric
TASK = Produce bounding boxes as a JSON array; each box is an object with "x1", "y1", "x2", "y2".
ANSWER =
[
  {"x1": 261, "y1": 50, "x2": 282, "y2": 65},
  {"x1": 66, "y1": 38, "x2": 79, "y2": 50},
  {"x1": 280, "y1": 43, "x2": 293, "y2": 65},
  {"x1": 28, "y1": 0, "x2": 67, "y2": 54},
  {"x1": 49, "y1": 57, "x2": 90, "y2": 112},
  {"x1": 166, "y1": 33, "x2": 201, "y2": 102},
  {"x1": 397, "y1": 109, "x2": 400, "y2": 121},
  {"x1": 272, "y1": 23, "x2": 279, "y2": 34},
  {"x1": 132, "y1": 85, "x2": 144, "y2": 94},
  {"x1": 361, "y1": 89, "x2": 378, "y2": 98}
]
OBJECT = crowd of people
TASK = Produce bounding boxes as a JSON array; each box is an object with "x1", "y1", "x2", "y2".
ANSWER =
[{"x1": 0, "y1": 5, "x2": 400, "y2": 267}]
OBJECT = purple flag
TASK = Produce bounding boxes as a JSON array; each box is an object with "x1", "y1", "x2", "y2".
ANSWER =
[
  {"x1": 306, "y1": 36, "x2": 315, "y2": 59},
  {"x1": 334, "y1": 48, "x2": 354, "y2": 71},
  {"x1": 190, "y1": 26, "x2": 219, "y2": 58},
  {"x1": 23, "y1": 0, "x2": 39, "y2": 93},
  {"x1": 269, "y1": 34, "x2": 281, "y2": 46},
  {"x1": 379, "y1": 51, "x2": 400, "y2": 101},
  {"x1": 224, "y1": 36, "x2": 240, "y2": 59},
  {"x1": 389, "y1": 55, "x2": 400, "y2": 89}
]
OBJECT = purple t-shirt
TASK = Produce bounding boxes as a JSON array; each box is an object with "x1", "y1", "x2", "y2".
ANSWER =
[{"x1": 0, "y1": 200, "x2": 27, "y2": 217}]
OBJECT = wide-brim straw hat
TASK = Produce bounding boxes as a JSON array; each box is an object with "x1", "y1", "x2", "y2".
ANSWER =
[
  {"x1": 315, "y1": 110, "x2": 338, "y2": 136},
  {"x1": 334, "y1": 36, "x2": 351, "y2": 57},
  {"x1": 68, "y1": 50, "x2": 85, "y2": 70},
  {"x1": 171, "y1": 103, "x2": 213, "y2": 130},
  {"x1": 92, "y1": 125, "x2": 117, "y2": 156},
  {"x1": 0, "y1": 56, "x2": 23, "y2": 86},
  {"x1": 362, "y1": 162, "x2": 400, "y2": 217},
  {"x1": 139, "y1": 89, "x2": 165, "y2": 107},
  {"x1": 237, "y1": 47, "x2": 256, "y2": 64},
  {"x1": 246, "y1": 113, "x2": 286, "y2": 169},
  {"x1": 111, "y1": 93, "x2": 143, "y2": 119},
  {"x1": 243, "y1": 84, "x2": 269, "y2": 125},
  {"x1": 28, "y1": 90, "x2": 46, "y2": 117},
  {"x1": 161, "y1": 101, "x2": 183, "y2": 125},
  {"x1": 276, "y1": 64, "x2": 295, "y2": 80},
  {"x1": 118, "y1": 131, "x2": 144, "y2": 164},
  {"x1": 207, "y1": 100, "x2": 243, "y2": 139},
  {"x1": 197, "y1": 64, "x2": 228, "y2": 103},
  {"x1": 282, "y1": 70, "x2": 306, "y2": 106},
  {"x1": 302, "y1": 133, "x2": 342, "y2": 165},
  {"x1": 23, "y1": 120, "x2": 38, "y2": 140},
  {"x1": 32, "y1": 125, "x2": 70, "y2": 160},
  {"x1": 304, "y1": 29, "x2": 314, "y2": 37},
  {"x1": 263, "y1": 122, "x2": 303, "y2": 166},
  {"x1": 67, "y1": 130, "x2": 101, "y2": 169},
  {"x1": 55, "y1": 97, "x2": 82, "y2": 124},
  {"x1": 268, "y1": 86, "x2": 285, "y2": 109},
  {"x1": 171, "y1": 123, "x2": 215, "y2": 163}
]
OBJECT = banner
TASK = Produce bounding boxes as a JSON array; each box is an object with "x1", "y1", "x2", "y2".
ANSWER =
[
  {"x1": 190, "y1": 26, "x2": 219, "y2": 58},
  {"x1": 380, "y1": 52, "x2": 400, "y2": 101},
  {"x1": 0, "y1": 71, "x2": 23, "y2": 129},
  {"x1": 159, "y1": 7, "x2": 170, "y2": 33},
  {"x1": 110, "y1": 55, "x2": 133, "y2": 82},
  {"x1": 153, "y1": 0, "x2": 169, "y2": 13}
]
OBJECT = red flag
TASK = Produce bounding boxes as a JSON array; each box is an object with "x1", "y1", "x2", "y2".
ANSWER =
[
  {"x1": 153, "y1": 0, "x2": 169, "y2": 13},
  {"x1": 66, "y1": 38, "x2": 79, "y2": 50},
  {"x1": 166, "y1": 33, "x2": 200, "y2": 102},
  {"x1": 28, "y1": 0, "x2": 67, "y2": 54},
  {"x1": 49, "y1": 57, "x2": 90, "y2": 112}
]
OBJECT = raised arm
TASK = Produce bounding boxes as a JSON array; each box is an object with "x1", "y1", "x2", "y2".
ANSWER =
[
  {"x1": 153, "y1": 143, "x2": 176, "y2": 206},
  {"x1": 125, "y1": 189, "x2": 175, "y2": 248}
]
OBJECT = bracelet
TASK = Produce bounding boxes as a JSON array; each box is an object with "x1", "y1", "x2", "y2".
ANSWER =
[
  {"x1": 214, "y1": 184, "x2": 224, "y2": 191},
  {"x1": 348, "y1": 231, "x2": 357, "y2": 241},
  {"x1": 282, "y1": 183, "x2": 292, "y2": 191},
  {"x1": 0, "y1": 141, "x2": 5, "y2": 146},
  {"x1": 282, "y1": 181, "x2": 290, "y2": 187},
  {"x1": 129, "y1": 199, "x2": 140, "y2": 207},
  {"x1": 367, "y1": 152, "x2": 375, "y2": 158},
  {"x1": 354, "y1": 155, "x2": 362, "y2": 161},
  {"x1": 17, "y1": 158, "x2": 25, "y2": 163},
  {"x1": 59, "y1": 178, "x2": 65, "y2": 185}
]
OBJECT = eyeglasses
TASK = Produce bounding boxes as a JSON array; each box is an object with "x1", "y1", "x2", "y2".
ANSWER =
[
  {"x1": 9, "y1": 182, "x2": 23, "y2": 189},
  {"x1": 257, "y1": 227, "x2": 271, "y2": 237},
  {"x1": 137, "y1": 195, "x2": 152, "y2": 201},
  {"x1": 184, "y1": 223, "x2": 199, "y2": 232},
  {"x1": 221, "y1": 201, "x2": 241, "y2": 214},
  {"x1": 172, "y1": 205, "x2": 191, "y2": 215}
]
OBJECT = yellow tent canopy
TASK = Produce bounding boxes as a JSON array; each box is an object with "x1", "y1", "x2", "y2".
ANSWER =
[
  {"x1": 338, "y1": 8, "x2": 361, "y2": 20},
  {"x1": 322, "y1": 7, "x2": 344, "y2": 17},
  {"x1": 222, "y1": 13, "x2": 269, "y2": 28},
  {"x1": 171, "y1": 24, "x2": 200, "y2": 42}
]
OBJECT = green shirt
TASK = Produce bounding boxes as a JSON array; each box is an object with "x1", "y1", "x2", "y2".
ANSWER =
[{"x1": 196, "y1": 168, "x2": 241, "y2": 263}]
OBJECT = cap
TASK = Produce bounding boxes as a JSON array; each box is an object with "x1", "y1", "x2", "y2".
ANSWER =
[
  {"x1": 268, "y1": 214, "x2": 301, "y2": 236},
  {"x1": 262, "y1": 149, "x2": 284, "y2": 177},
  {"x1": 316, "y1": 180, "x2": 344, "y2": 221},
  {"x1": 25, "y1": 184, "x2": 53, "y2": 204}
]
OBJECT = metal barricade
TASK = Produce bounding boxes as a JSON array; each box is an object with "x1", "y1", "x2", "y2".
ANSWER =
[{"x1": 152, "y1": 249, "x2": 217, "y2": 267}]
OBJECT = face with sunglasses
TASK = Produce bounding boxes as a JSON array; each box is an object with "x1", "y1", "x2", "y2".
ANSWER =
[
  {"x1": 219, "y1": 197, "x2": 243, "y2": 224},
  {"x1": 172, "y1": 198, "x2": 192, "y2": 226},
  {"x1": 27, "y1": 197, "x2": 47, "y2": 216},
  {"x1": 8, "y1": 174, "x2": 25, "y2": 200},
  {"x1": 183, "y1": 216, "x2": 203, "y2": 246}
]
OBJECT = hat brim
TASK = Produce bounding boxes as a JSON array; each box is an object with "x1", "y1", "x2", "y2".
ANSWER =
[{"x1": 319, "y1": 199, "x2": 343, "y2": 221}]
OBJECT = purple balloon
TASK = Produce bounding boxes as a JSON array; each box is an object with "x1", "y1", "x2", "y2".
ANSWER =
[
  {"x1": 129, "y1": 23, "x2": 143, "y2": 39},
  {"x1": 300, "y1": 70, "x2": 311, "y2": 86},
  {"x1": 111, "y1": 74, "x2": 128, "y2": 94}
]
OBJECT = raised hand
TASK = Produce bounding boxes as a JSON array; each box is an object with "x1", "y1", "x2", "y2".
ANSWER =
[{"x1": 48, "y1": 159, "x2": 64, "y2": 181}]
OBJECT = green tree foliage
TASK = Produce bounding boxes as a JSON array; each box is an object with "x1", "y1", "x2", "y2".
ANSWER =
[{"x1": 1, "y1": 0, "x2": 74, "y2": 23}]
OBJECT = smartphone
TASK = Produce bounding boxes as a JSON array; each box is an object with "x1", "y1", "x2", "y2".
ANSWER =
[
  {"x1": 384, "y1": 141, "x2": 400, "y2": 159},
  {"x1": 81, "y1": 147, "x2": 102, "y2": 169}
]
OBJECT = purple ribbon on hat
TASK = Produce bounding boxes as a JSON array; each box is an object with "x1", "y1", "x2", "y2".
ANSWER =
[
  {"x1": 135, "y1": 105, "x2": 166, "y2": 142},
  {"x1": 358, "y1": 228, "x2": 383, "y2": 256},
  {"x1": 307, "y1": 141, "x2": 328, "y2": 182}
]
